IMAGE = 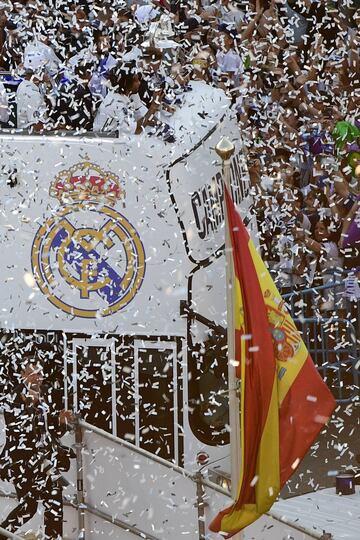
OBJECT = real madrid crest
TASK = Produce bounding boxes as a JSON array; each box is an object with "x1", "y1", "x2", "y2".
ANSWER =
[{"x1": 31, "y1": 162, "x2": 146, "y2": 318}]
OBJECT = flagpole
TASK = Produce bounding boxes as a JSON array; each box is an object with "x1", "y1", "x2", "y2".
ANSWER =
[{"x1": 215, "y1": 138, "x2": 242, "y2": 511}]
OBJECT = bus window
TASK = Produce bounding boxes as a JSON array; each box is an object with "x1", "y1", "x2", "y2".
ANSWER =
[
  {"x1": 135, "y1": 344, "x2": 177, "y2": 462},
  {"x1": 116, "y1": 341, "x2": 135, "y2": 443},
  {"x1": 188, "y1": 330, "x2": 230, "y2": 446},
  {"x1": 74, "y1": 343, "x2": 115, "y2": 434}
]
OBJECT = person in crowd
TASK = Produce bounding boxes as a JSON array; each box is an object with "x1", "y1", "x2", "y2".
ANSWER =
[
  {"x1": 138, "y1": 46, "x2": 165, "y2": 107},
  {"x1": 23, "y1": 32, "x2": 61, "y2": 74},
  {"x1": 341, "y1": 191, "x2": 360, "y2": 249},
  {"x1": 49, "y1": 61, "x2": 95, "y2": 132},
  {"x1": 89, "y1": 31, "x2": 118, "y2": 100},
  {"x1": 338, "y1": 189, "x2": 360, "y2": 273},
  {"x1": 16, "y1": 67, "x2": 48, "y2": 130},
  {"x1": 0, "y1": 17, "x2": 23, "y2": 70},
  {"x1": 93, "y1": 62, "x2": 160, "y2": 135},
  {"x1": 215, "y1": 24, "x2": 243, "y2": 91},
  {"x1": 0, "y1": 78, "x2": 9, "y2": 124},
  {"x1": 299, "y1": 218, "x2": 343, "y2": 310},
  {"x1": 0, "y1": 355, "x2": 75, "y2": 540},
  {"x1": 201, "y1": 0, "x2": 245, "y2": 30},
  {"x1": 272, "y1": 188, "x2": 309, "y2": 293}
]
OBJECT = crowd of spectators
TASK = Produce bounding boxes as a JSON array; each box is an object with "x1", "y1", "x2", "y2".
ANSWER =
[{"x1": 0, "y1": 0, "x2": 359, "y2": 302}]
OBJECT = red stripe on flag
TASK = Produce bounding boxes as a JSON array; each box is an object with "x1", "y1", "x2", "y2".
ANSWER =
[
  {"x1": 225, "y1": 188, "x2": 276, "y2": 507},
  {"x1": 279, "y1": 355, "x2": 335, "y2": 485}
]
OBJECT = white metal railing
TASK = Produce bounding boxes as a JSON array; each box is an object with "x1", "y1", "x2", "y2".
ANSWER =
[
  {"x1": 85, "y1": 504, "x2": 160, "y2": 540},
  {"x1": 79, "y1": 419, "x2": 195, "y2": 478},
  {"x1": 268, "y1": 513, "x2": 325, "y2": 540},
  {"x1": 0, "y1": 491, "x2": 158, "y2": 540},
  {"x1": 76, "y1": 418, "x2": 163, "y2": 540},
  {"x1": 79, "y1": 418, "x2": 232, "y2": 496},
  {"x1": 77, "y1": 418, "x2": 207, "y2": 540},
  {"x1": 0, "y1": 413, "x2": 327, "y2": 540}
]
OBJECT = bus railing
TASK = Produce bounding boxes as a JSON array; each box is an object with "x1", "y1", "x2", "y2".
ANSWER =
[
  {"x1": 282, "y1": 278, "x2": 360, "y2": 404},
  {"x1": 281, "y1": 276, "x2": 360, "y2": 333},
  {"x1": 79, "y1": 420, "x2": 326, "y2": 540},
  {"x1": 0, "y1": 128, "x2": 117, "y2": 137},
  {"x1": 0, "y1": 413, "x2": 338, "y2": 540},
  {"x1": 79, "y1": 418, "x2": 230, "y2": 494},
  {"x1": 85, "y1": 503, "x2": 160, "y2": 540},
  {"x1": 77, "y1": 419, "x2": 215, "y2": 540},
  {"x1": 293, "y1": 317, "x2": 359, "y2": 403}
]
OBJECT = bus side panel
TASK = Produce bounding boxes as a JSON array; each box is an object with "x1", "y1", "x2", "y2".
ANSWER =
[{"x1": 0, "y1": 137, "x2": 188, "y2": 336}]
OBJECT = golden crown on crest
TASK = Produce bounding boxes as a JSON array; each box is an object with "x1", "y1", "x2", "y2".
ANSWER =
[{"x1": 49, "y1": 162, "x2": 125, "y2": 205}]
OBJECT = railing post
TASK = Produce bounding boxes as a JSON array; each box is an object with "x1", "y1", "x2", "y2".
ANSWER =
[
  {"x1": 74, "y1": 414, "x2": 86, "y2": 540},
  {"x1": 195, "y1": 471, "x2": 206, "y2": 540}
]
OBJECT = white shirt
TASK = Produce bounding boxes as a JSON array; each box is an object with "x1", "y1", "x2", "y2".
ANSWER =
[
  {"x1": 16, "y1": 80, "x2": 47, "y2": 129},
  {"x1": 216, "y1": 49, "x2": 243, "y2": 75},
  {"x1": 0, "y1": 81, "x2": 9, "y2": 124},
  {"x1": 67, "y1": 48, "x2": 97, "y2": 71},
  {"x1": 169, "y1": 81, "x2": 230, "y2": 143},
  {"x1": 135, "y1": 4, "x2": 159, "y2": 25},
  {"x1": 204, "y1": 3, "x2": 245, "y2": 29},
  {"x1": 219, "y1": 4, "x2": 245, "y2": 29},
  {"x1": 320, "y1": 242, "x2": 343, "y2": 274},
  {"x1": 308, "y1": 241, "x2": 343, "y2": 285},
  {"x1": 122, "y1": 46, "x2": 143, "y2": 64},
  {"x1": 130, "y1": 93, "x2": 147, "y2": 121},
  {"x1": 89, "y1": 55, "x2": 118, "y2": 98},
  {"x1": 23, "y1": 40, "x2": 61, "y2": 73},
  {"x1": 273, "y1": 234, "x2": 305, "y2": 287},
  {"x1": 93, "y1": 90, "x2": 137, "y2": 134}
]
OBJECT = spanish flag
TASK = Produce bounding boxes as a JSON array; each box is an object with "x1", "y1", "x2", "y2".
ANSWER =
[{"x1": 209, "y1": 188, "x2": 336, "y2": 537}]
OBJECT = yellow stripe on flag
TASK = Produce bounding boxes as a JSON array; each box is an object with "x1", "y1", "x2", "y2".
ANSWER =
[
  {"x1": 248, "y1": 241, "x2": 308, "y2": 404},
  {"x1": 255, "y1": 376, "x2": 280, "y2": 513}
]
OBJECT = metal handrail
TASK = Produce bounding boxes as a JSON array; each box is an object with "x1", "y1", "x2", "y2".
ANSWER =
[
  {"x1": 79, "y1": 419, "x2": 206, "y2": 540},
  {"x1": 85, "y1": 503, "x2": 160, "y2": 540},
  {"x1": 0, "y1": 486, "x2": 326, "y2": 540},
  {"x1": 81, "y1": 420, "x2": 330, "y2": 539},
  {"x1": 0, "y1": 417, "x2": 333, "y2": 540},
  {"x1": 79, "y1": 419, "x2": 196, "y2": 480},
  {"x1": 0, "y1": 129, "x2": 117, "y2": 137},
  {"x1": 0, "y1": 526, "x2": 24, "y2": 540},
  {"x1": 268, "y1": 512, "x2": 324, "y2": 540},
  {"x1": 80, "y1": 419, "x2": 236, "y2": 496},
  {"x1": 0, "y1": 491, "x2": 160, "y2": 540},
  {"x1": 282, "y1": 280, "x2": 344, "y2": 300}
]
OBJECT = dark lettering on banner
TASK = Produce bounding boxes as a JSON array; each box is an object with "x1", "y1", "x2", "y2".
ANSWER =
[
  {"x1": 214, "y1": 172, "x2": 223, "y2": 228},
  {"x1": 201, "y1": 186, "x2": 210, "y2": 238},
  {"x1": 191, "y1": 191, "x2": 206, "y2": 240},
  {"x1": 206, "y1": 182, "x2": 217, "y2": 235},
  {"x1": 191, "y1": 152, "x2": 249, "y2": 241}
]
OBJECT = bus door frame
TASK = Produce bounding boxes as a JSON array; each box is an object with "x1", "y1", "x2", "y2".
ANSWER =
[
  {"x1": 65, "y1": 337, "x2": 117, "y2": 436},
  {"x1": 134, "y1": 339, "x2": 179, "y2": 465}
]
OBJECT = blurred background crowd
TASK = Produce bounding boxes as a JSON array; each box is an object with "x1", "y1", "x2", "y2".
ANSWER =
[{"x1": 0, "y1": 0, "x2": 359, "y2": 301}]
